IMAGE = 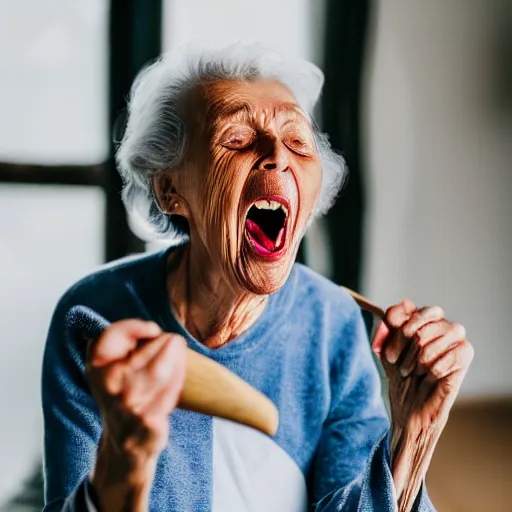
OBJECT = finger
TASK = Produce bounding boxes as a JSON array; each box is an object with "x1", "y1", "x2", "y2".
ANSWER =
[
  {"x1": 122, "y1": 335, "x2": 187, "y2": 414},
  {"x1": 414, "y1": 362, "x2": 428, "y2": 376},
  {"x1": 399, "y1": 316, "x2": 452, "y2": 377},
  {"x1": 384, "y1": 299, "x2": 417, "y2": 329},
  {"x1": 415, "y1": 319, "x2": 452, "y2": 348},
  {"x1": 371, "y1": 321, "x2": 390, "y2": 356},
  {"x1": 399, "y1": 343, "x2": 420, "y2": 377},
  {"x1": 429, "y1": 340, "x2": 474, "y2": 382},
  {"x1": 140, "y1": 339, "x2": 187, "y2": 417},
  {"x1": 418, "y1": 323, "x2": 467, "y2": 366},
  {"x1": 420, "y1": 340, "x2": 474, "y2": 419},
  {"x1": 98, "y1": 360, "x2": 127, "y2": 396},
  {"x1": 412, "y1": 320, "x2": 452, "y2": 375},
  {"x1": 382, "y1": 299, "x2": 417, "y2": 364},
  {"x1": 100, "y1": 334, "x2": 179, "y2": 403},
  {"x1": 383, "y1": 331, "x2": 407, "y2": 365},
  {"x1": 402, "y1": 306, "x2": 445, "y2": 339},
  {"x1": 128, "y1": 333, "x2": 178, "y2": 371},
  {"x1": 89, "y1": 320, "x2": 162, "y2": 368}
]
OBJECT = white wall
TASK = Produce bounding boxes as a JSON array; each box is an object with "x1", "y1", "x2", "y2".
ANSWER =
[
  {"x1": 0, "y1": 0, "x2": 108, "y2": 164},
  {"x1": 364, "y1": 1, "x2": 512, "y2": 397},
  {"x1": 0, "y1": 186, "x2": 104, "y2": 505},
  {"x1": 163, "y1": 0, "x2": 323, "y2": 62},
  {"x1": 0, "y1": 0, "x2": 107, "y2": 504}
]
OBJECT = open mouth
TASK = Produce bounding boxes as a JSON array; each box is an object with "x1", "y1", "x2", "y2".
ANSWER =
[{"x1": 245, "y1": 197, "x2": 289, "y2": 256}]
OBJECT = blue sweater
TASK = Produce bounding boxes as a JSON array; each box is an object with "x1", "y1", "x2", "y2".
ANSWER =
[{"x1": 41, "y1": 247, "x2": 434, "y2": 511}]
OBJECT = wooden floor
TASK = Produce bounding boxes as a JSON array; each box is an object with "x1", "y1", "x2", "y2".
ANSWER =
[{"x1": 426, "y1": 399, "x2": 512, "y2": 512}]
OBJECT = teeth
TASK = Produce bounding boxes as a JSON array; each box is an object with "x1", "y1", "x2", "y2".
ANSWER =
[{"x1": 254, "y1": 199, "x2": 288, "y2": 216}]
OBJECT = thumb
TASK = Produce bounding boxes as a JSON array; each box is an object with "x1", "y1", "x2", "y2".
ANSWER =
[
  {"x1": 89, "y1": 319, "x2": 162, "y2": 368},
  {"x1": 371, "y1": 321, "x2": 391, "y2": 357}
]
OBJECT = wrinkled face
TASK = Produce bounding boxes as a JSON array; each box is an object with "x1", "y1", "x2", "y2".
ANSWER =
[{"x1": 176, "y1": 79, "x2": 322, "y2": 294}]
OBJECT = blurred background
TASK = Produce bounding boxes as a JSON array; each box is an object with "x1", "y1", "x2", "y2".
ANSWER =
[{"x1": 0, "y1": 0, "x2": 510, "y2": 511}]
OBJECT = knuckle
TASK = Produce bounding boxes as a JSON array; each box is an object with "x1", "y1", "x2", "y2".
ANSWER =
[
  {"x1": 150, "y1": 361, "x2": 171, "y2": 385},
  {"x1": 384, "y1": 306, "x2": 399, "y2": 326},
  {"x1": 431, "y1": 361, "x2": 447, "y2": 379},
  {"x1": 447, "y1": 354, "x2": 459, "y2": 375},
  {"x1": 431, "y1": 305, "x2": 445, "y2": 319},
  {"x1": 432, "y1": 352, "x2": 453, "y2": 379},
  {"x1": 402, "y1": 320, "x2": 416, "y2": 339},
  {"x1": 462, "y1": 340, "x2": 475, "y2": 360},
  {"x1": 402, "y1": 298, "x2": 417, "y2": 313},
  {"x1": 451, "y1": 323, "x2": 466, "y2": 339},
  {"x1": 415, "y1": 326, "x2": 429, "y2": 347},
  {"x1": 418, "y1": 347, "x2": 431, "y2": 365},
  {"x1": 446, "y1": 362, "x2": 459, "y2": 377},
  {"x1": 385, "y1": 300, "x2": 414, "y2": 327}
]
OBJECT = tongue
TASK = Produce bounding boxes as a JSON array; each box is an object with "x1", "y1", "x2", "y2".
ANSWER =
[{"x1": 246, "y1": 219, "x2": 277, "y2": 251}]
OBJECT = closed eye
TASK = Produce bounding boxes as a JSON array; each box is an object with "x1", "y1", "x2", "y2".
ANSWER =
[
  {"x1": 282, "y1": 133, "x2": 314, "y2": 156},
  {"x1": 220, "y1": 127, "x2": 256, "y2": 150}
]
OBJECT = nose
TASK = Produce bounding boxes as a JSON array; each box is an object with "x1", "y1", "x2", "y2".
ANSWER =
[{"x1": 257, "y1": 136, "x2": 289, "y2": 172}]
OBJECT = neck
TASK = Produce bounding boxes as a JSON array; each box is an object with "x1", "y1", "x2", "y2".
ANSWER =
[{"x1": 166, "y1": 244, "x2": 268, "y2": 348}]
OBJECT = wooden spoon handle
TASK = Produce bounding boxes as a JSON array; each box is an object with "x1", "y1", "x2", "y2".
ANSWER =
[
  {"x1": 178, "y1": 348, "x2": 279, "y2": 436},
  {"x1": 341, "y1": 286, "x2": 385, "y2": 319}
]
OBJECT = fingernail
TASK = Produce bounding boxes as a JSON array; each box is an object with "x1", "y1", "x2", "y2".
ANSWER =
[
  {"x1": 400, "y1": 366, "x2": 411, "y2": 377},
  {"x1": 387, "y1": 353, "x2": 398, "y2": 364}
]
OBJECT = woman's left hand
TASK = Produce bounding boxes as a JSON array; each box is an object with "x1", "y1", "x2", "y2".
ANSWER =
[{"x1": 371, "y1": 299, "x2": 474, "y2": 511}]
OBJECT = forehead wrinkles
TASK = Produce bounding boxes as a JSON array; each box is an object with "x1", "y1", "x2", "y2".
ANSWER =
[
  {"x1": 218, "y1": 102, "x2": 309, "y2": 131},
  {"x1": 201, "y1": 81, "x2": 307, "y2": 131}
]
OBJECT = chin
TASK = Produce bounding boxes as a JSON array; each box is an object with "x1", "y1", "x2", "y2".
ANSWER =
[
  {"x1": 231, "y1": 193, "x2": 304, "y2": 295},
  {"x1": 235, "y1": 235, "x2": 301, "y2": 296},
  {"x1": 236, "y1": 258, "x2": 296, "y2": 295}
]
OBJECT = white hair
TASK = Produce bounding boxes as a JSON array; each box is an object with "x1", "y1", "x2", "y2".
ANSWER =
[{"x1": 116, "y1": 42, "x2": 347, "y2": 242}]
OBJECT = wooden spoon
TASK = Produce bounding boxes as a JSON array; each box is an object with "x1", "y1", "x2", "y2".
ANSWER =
[{"x1": 179, "y1": 349, "x2": 280, "y2": 436}]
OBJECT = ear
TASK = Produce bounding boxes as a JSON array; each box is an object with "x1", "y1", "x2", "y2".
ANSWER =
[{"x1": 152, "y1": 171, "x2": 191, "y2": 220}]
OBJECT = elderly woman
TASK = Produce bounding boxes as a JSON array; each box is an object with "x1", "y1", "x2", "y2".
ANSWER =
[{"x1": 42, "y1": 44, "x2": 473, "y2": 512}]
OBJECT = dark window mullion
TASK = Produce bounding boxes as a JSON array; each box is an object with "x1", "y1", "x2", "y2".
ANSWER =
[
  {"x1": 0, "y1": 162, "x2": 105, "y2": 187},
  {"x1": 106, "y1": 0, "x2": 163, "y2": 261}
]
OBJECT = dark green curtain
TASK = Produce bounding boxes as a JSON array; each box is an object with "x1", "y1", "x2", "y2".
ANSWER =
[
  {"x1": 321, "y1": 0, "x2": 373, "y2": 292},
  {"x1": 106, "y1": 0, "x2": 163, "y2": 261}
]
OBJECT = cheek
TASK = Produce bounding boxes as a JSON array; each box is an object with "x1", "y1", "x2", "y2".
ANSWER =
[
  {"x1": 203, "y1": 151, "x2": 253, "y2": 252},
  {"x1": 296, "y1": 159, "x2": 323, "y2": 221}
]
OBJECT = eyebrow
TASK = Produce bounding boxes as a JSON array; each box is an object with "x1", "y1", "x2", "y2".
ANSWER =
[
  {"x1": 218, "y1": 101, "x2": 309, "y2": 122},
  {"x1": 218, "y1": 101, "x2": 253, "y2": 120}
]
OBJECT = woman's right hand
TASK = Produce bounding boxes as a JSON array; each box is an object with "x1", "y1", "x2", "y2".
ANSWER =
[{"x1": 85, "y1": 319, "x2": 187, "y2": 511}]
